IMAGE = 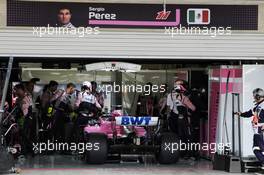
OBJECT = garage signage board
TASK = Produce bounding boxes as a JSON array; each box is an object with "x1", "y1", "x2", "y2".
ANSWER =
[{"x1": 7, "y1": 0, "x2": 258, "y2": 30}]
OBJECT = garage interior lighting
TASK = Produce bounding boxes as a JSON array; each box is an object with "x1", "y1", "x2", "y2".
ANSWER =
[
  {"x1": 85, "y1": 62, "x2": 141, "y2": 72},
  {"x1": 22, "y1": 68, "x2": 78, "y2": 71}
]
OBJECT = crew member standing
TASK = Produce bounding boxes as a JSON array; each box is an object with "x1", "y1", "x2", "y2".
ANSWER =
[
  {"x1": 13, "y1": 83, "x2": 34, "y2": 156},
  {"x1": 75, "y1": 81, "x2": 102, "y2": 117},
  {"x1": 236, "y1": 88, "x2": 264, "y2": 174},
  {"x1": 40, "y1": 80, "x2": 59, "y2": 135},
  {"x1": 167, "y1": 82, "x2": 196, "y2": 139},
  {"x1": 53, "y1": 83, "x2": 77, "y2": 143},
  {"x1": 91, "y1": 81, "x2": 104, "y2": 111},
  {"x1": 136, "y1": 82, "x2": 158, "y2": 116}
]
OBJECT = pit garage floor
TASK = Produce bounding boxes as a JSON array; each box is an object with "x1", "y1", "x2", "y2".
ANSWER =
[{"x1": 9, "y1": 155, "x2": 246, "y2": 175}]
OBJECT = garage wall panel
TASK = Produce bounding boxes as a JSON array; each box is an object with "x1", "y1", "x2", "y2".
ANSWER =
[{"x1": 0, "y1": 28, "x2": 264, "y2": 59}]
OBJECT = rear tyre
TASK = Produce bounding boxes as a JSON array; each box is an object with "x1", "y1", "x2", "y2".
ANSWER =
[
  {"x1": 85, "y1": 133, "x2": 108, "y2": 164},
  {"x1": 157, "y1": 132, "x2": 180, "y2": 164}
]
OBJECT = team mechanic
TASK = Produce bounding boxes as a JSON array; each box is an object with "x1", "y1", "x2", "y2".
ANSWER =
[{"x1": 236, "y1": 88, "x2": 264, "y2": 174}]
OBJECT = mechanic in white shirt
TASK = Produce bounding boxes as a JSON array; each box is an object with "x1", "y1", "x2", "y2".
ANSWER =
[{"x1": 75, "y1": 81, "x2": 102, "y2": 112}]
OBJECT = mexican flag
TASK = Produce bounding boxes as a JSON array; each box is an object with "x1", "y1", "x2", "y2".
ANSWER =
[{"x1": 187, "y1": 9, "x2": 210, "y2": 24}]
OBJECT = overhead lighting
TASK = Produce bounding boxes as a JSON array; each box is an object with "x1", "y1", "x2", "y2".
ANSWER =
[
  {"x1": 22, "y1": 68, "x2": 77, "y2": 71},
  {"x1": 152, "y1": 76, "x2": 160, "y2": 79},
  {"x1": 85, "y1": 62, "x2": 141, "y2": 72},
  {"x1": 50, "y1": 72, "x2": 61, "y2": 75}
]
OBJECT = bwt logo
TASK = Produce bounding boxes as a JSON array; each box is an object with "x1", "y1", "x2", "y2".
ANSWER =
[
  {"x1": 116, "y1": 116, "x2": 158, "y2": 126},
  {"x1": 121, "y1": 116, "x2": 151, "y2": 125}
]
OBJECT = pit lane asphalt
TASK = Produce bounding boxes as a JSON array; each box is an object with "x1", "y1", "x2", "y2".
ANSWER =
[{"x1": 6, "y1": 154, "x2": 246, "y2": 175}]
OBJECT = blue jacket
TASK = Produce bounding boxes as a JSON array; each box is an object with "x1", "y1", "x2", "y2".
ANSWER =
[{"x1": 241, "y1": 100, "x2": 264, "y2": 123}]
